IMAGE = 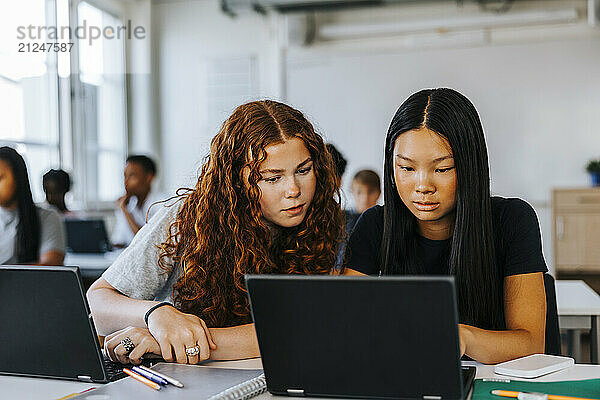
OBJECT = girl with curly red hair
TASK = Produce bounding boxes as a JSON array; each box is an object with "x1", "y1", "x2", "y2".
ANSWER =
[{"x1": 87, "y1": 100, "x2": 344, "y2": 365}]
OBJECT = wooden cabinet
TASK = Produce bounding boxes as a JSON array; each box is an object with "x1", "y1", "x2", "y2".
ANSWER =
[{"x1": 553, "y1": 188, "x2": 600, "y2": 274}]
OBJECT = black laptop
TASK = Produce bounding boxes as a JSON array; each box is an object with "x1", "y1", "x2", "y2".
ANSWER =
[
  {"x1": 245, "y1": 275, "x2": 476, "y2": 400},
  {"x1": 0, "y1": 265, "x2": 151, "y2": 382},
  {"x1": 65, "y1": 219, "x2": 112, "y2": 253}
]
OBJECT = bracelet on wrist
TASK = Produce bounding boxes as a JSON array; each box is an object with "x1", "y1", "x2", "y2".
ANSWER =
[{"x1": 144, "y1": 301, "x2": 174, "y2": 326}]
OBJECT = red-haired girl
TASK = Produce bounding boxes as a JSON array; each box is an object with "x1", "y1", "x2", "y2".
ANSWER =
[{"x1": 88, "y1": 100, "x2": 344, "y2": 364}]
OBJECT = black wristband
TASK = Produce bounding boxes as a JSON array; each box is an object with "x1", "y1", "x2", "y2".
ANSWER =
[{"x1": 144, "y1": 302, "x2": 174, "y2": 326}]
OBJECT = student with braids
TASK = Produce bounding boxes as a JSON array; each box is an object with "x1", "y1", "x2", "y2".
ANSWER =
[
  {"x1": 0, "y1": 147, "x2": 66, "y2": 266},
  {"x1": 343, "y1": 88, "x2": 547, "y2": 364},
  {"x1": 88, "y1": 100, "x2": 344, "y2": 365}
]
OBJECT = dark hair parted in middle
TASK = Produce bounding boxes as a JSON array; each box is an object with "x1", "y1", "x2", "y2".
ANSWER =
[
  {"x1": 158, "y1": 100, "x2": 344, "y2": 328},
  {"x1": 381, "y1": 88, "x2": 504, "y2": 330},
  {"x1": 0, "y1": 146, "x2": 40, "y2": 263}
]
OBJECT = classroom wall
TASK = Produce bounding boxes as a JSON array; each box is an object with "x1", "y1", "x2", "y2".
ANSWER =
[
  {"x1": 150, "y1": 0, "x2": 600, "y2": 273},
  {"x1": 151, "y1": 0, "x2": 284, "y2": 193}
]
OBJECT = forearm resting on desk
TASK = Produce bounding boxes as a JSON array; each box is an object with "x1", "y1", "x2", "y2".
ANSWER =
[
  {"x1": 87, "y1": 278, "x2": 260, "y2": 361},
  {"x1": 208, "y1": 324, "x2": 260, "y2": 360},
  {"x1": 87, "y1": 278, "x2": 159, "y2": 335},
  {"x1": 461, "y1": 324, "x2": 545, "y2": 364}
]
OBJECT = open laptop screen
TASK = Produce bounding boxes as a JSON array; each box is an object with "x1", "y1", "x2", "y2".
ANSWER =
[
  {"x1": 0, "y1": 266, "x2": 106, "y2": 381},
  {"x1": 246, "y1": 275, "x2": 466, "y2": 400},
  {"x1": 65, "y1": 219, "x2": 112, "y2": 253}
]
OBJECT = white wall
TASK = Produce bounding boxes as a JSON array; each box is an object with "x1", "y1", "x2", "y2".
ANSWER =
[
  {"x1": 152, "y1": 0, "x2": 284, "y2": 193},
  {"x1": 286, "y1": 36, "x2": 600, "y2": 272}
]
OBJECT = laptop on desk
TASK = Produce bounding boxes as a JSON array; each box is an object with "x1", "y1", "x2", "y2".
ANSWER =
[
  {"x1": 245, "y1": 275, "x2": 476, "y2": 400},
  {"x1": 0, "y1": 265, "x2": 152, "y2": 383},
  {"x1": 65, "y1": 219, "x2": 112, "y2": 253}
]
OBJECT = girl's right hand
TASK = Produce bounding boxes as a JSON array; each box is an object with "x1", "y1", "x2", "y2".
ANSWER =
[{"x1": 146, "y1": 305, "x2": 217, "y2": 364}]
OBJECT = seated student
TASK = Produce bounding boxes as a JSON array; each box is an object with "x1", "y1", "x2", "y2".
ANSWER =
[
  {"x1": 346, "y1": 169, "x2": 381, "y2": 233},
  {"x1": 111, "y1": 155, "x2": 162, "y2": 247},
  {"x1": 87, "y1": 100, "x2": 344, "y2": 365},
  {"x1": 42, "y1": 168, "x2": 73, "y2": 216},
  {"x1": 0, "y1": 147, "x2": 66, "y2": 265},
  {"x1": 343, "y1": 88, "x2": 547, "y2": 364}
]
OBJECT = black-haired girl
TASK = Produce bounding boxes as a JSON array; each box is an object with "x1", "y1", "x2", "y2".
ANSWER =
[
  {"x1": 0, "y1": 147, "x2": 65, "y2": 265},
  {"x1": 343, "y1": 88, "x2": 547, "y2": 364}
]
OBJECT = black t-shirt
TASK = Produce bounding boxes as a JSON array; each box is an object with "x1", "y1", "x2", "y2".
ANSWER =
[{"x1": 345, "y1": 197, "x2": 548, "y2": 277}]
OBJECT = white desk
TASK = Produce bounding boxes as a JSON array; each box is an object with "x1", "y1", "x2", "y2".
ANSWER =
[
  {"x1": 555, "y1": 280, "x2": 600, "y2": 364},
  {"x1": 1, "y1": 358, "x2": 262, "y2": 400},
  {"x1": 3, "y1": 359, "x2": 599, "y2": 400},
  {"x1": 64, "y1": 250, "x2": 123, "y2": 280}
]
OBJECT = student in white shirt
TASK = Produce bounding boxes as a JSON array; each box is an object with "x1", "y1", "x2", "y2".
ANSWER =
[
  {"x1": 0, "y1": 147, "x2": 65, "y2": 265},
  {"x1": 112, "y1": 155, "x2": 162, "y2": 247}
]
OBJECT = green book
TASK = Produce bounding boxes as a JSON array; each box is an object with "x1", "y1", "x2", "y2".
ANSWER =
[{"x1": 472, "y1": 378, "x2": 600, "y2": 400}]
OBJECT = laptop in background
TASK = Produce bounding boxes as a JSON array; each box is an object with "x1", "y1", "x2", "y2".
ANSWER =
[
  {"x1": 0, "y1": 265, "x2": 149, "y2": 382},
  {"x1": 246, "y1": 275, "x2": 476, "y2": 400},
  {"x1": 65, "y1": 219, "x2": 112, "y2": 253}
]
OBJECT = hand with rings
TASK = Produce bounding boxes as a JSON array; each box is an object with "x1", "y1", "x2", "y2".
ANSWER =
[
  {"x1": 146, "y1": 305, "x2": 216, "y2": 364},
  {"x1": 104, "y1": 326, "x2": 162, "y2": 365}
]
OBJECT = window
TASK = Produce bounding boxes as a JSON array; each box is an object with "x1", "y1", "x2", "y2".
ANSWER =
[
  {"x1": 72, "y1": 1, "x2": 127, "y2": 205},
  {"x1": 0, "y1": 0, "x2": 61, "y2": 203},
  {"x1": 1, "y1": 0, "x2": 128, "y2": 207}
]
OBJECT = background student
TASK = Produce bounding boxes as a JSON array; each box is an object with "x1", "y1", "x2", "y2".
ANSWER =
[
  {"x1": 346, "y1": 169, "x2": 381, "y2": 233},
  {"x1": 42, "y1": 169, "x2": 72, "y2": 216},
  {"x1": 343, "y1": 88, "x2": 547, "y2": 364},
  {"x1": 112, "y1": 155, "x2": 162, "y2": 247},
  {"x1": 0, "y1": 147, "x2": 66, "y2": 266},
  {"x1": 87, "y1": 100, "x2": 344, "y2": 365}
]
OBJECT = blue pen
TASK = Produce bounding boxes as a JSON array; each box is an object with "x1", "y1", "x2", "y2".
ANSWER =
[{"x1": 132, "y1": 366, "x2": 169, "y2": 386}]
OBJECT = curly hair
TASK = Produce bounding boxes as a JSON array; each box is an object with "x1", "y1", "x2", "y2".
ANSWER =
[{"x1": 158, "y1": 100, "x2": 344, "y2": 327}]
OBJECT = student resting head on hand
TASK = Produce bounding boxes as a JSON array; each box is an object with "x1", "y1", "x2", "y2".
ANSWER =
[
  {"x1": 0, "y1": 147, "x2": 66, "y2": 266},
  {"x1": 343, "y1": 88, "x2": 548, "y2": 364},
  {"x1": 87, "y1": 100, "x2": 344, "y2": 365}
]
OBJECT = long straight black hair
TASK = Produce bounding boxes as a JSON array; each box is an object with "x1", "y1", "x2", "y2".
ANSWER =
[
  {"x1": 0, "y1": 147, "x2": 40, "y2": 263},
  {"x1": 381, "y1": 88, "x2": 504, "y2": 330}
]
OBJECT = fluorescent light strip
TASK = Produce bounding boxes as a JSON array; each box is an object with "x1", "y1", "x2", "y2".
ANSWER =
[{"x1": 319, "y1": 8, "x2": 580, "y2": 39}]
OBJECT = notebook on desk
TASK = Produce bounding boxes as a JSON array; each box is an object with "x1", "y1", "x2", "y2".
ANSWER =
[
  {"x1": 246, "y1": 275, "x2": 476, "y2": 400},
  {"x1": 72, "y1": 363, "x2": 266, "y2": 399},
  {"x1": 0, "y1": 265, "x2": 151, "y2": 383}
]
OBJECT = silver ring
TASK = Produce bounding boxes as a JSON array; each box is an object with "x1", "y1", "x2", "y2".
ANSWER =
[
  {"x1": 120, "y1": 337, "x2": 135, "y2": 354},
  {"x1": 185, "y1": 346, "x2": 200, "y2": 357}
]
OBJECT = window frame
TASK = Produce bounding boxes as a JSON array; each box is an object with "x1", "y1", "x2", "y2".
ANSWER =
[{"x1": 68, "y1": 0, "x2": 129, "y2": 210}]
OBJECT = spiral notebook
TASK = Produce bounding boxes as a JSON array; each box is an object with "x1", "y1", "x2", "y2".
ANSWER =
[{"x1": 72, "y1": 363, "x2": 266, "y2": 399}]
